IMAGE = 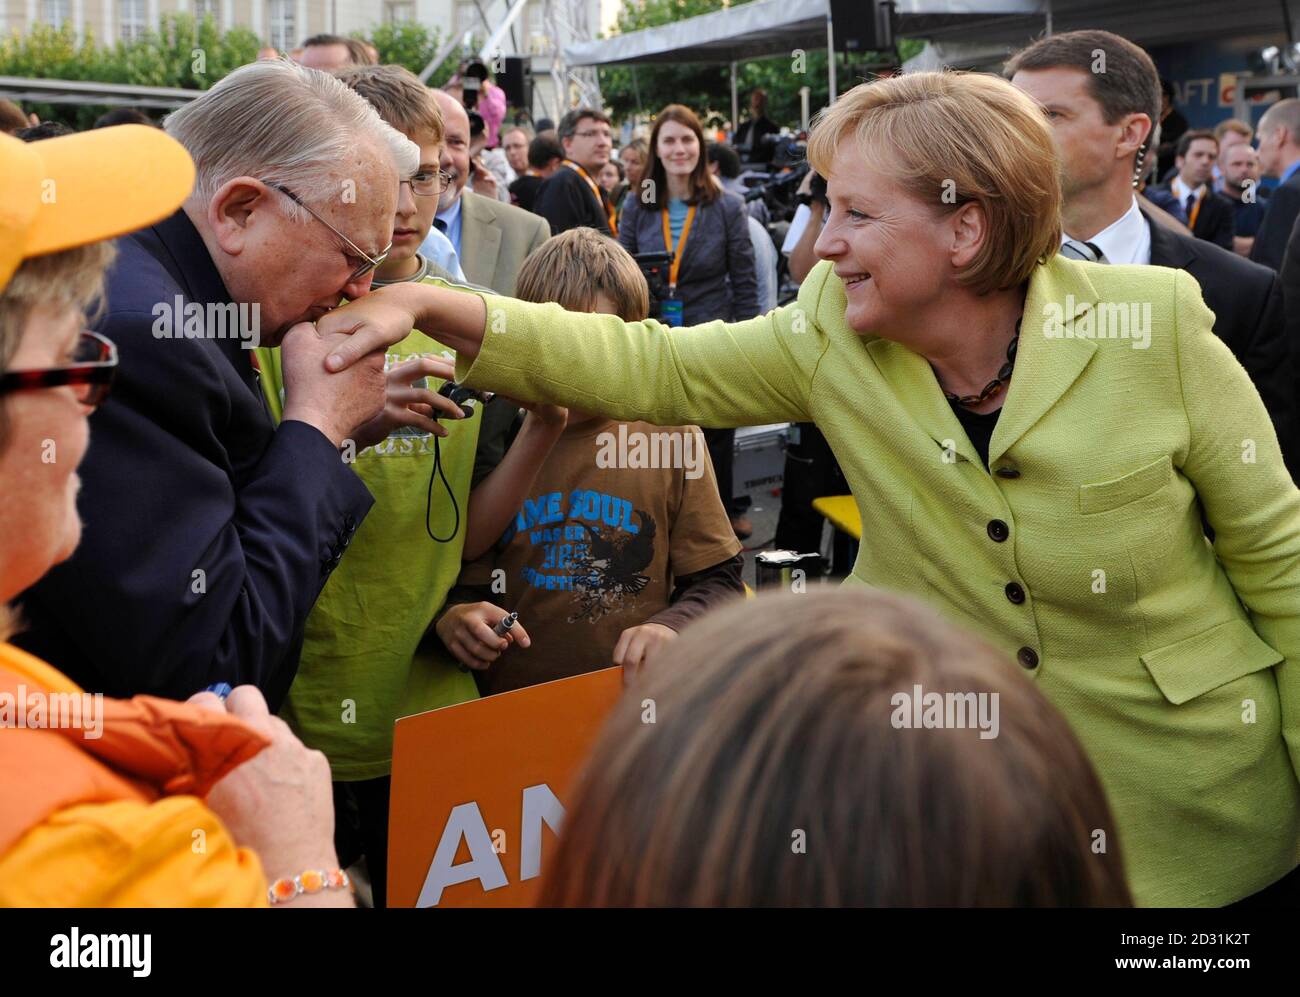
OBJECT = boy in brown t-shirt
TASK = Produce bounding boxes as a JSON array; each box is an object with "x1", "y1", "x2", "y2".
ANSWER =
[{"x1": 435, "y1": 228, "x2": 745, "y2": 692}]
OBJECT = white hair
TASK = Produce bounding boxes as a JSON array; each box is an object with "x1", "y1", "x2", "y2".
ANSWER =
[{"x1": 163, "y1": 58, "x2": 419, "y2": 213}]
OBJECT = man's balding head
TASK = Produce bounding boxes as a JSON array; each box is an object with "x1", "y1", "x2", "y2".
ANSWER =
[
  {"x1": 1257, "y1": 98, "x2": 1300, "y2": 179},
  {"x1": 431, "y1": 89, "x2": 471, "y2": 209}
]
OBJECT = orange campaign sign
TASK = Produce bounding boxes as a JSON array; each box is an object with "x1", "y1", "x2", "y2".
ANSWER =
[{"x1": 387, "y1": 667, "x2": 624, "y2": 908}]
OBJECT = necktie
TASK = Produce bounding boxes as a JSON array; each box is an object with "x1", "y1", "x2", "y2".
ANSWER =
[
  {"x1": 1059, "y1": 239, "x2": 1109, "y2": 264},
  {"x1": 1185, "y1": 192, "x2": 1197, "y2": 216},
  {"x1": 433, "y1": 218, "x2": 447, "y2": 233}
]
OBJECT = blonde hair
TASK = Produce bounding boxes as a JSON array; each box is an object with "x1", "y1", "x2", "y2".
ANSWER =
[
  {"x1": 335, "y1": 63, "x2": 445, "y2": 148},
  {"x1": 807, "y1": 71, "x2": 1062, "y2": 295},
  {"x1": 514, "y1": 228, "x2": 650, "y2": 321}
]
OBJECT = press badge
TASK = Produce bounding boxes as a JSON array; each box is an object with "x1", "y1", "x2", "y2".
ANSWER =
[{"x1": 660, "y1": 298, "x2": 684, "y2": 327}]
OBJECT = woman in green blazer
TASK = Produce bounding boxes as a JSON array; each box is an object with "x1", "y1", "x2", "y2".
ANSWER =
[{"x1": 321, "y1": 71, "x2": 1300, "y2": 906}]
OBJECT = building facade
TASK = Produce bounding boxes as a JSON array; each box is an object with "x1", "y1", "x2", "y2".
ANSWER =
[{"x1": 1, "y1": 0, "x2": 612, "y2": 123}]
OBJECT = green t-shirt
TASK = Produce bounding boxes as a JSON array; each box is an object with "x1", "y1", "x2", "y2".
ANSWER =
[{"x1": 255, "y1": 280, "x2": 481, "y2": 780}]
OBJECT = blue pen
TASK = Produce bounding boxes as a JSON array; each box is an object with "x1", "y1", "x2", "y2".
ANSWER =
[{"x1": 203, "y1": 682, "x2": 233, "y2": 701}]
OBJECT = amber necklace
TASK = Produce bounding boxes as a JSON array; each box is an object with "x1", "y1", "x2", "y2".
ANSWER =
[{"x1": 941, "y1": 318, "x2": 1021, "y2": 409}]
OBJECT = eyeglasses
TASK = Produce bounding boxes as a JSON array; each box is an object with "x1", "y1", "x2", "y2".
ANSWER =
[
  {"x1": 403, "y1": 169, "x2": 453, "y2": 197},
  {"x1": 270, "y1": 183, "x2": 392, "y2": 283},
  {"x1": 0, "y1": 330, "x2": 118, "y2": 409},
  {"x1": 574, "y1": 129, "x2": 612, "y2": 141}
]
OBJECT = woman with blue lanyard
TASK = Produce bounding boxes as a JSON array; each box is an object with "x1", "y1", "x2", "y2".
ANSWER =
[{"x1": 618, "y1": 103, "x2": 760, "y2": 538}]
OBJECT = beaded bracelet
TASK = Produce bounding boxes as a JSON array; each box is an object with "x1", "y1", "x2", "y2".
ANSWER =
[{"x1": 268, "y1": 868, "x2": 351, "y2": 905}]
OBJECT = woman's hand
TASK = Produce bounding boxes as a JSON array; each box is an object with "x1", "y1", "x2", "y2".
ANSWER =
[
  {"x1": 318, "y1": 282, "x2": 489, "y2": 368},
  {"x1": 613, "y1": 622, "x2": 678, "y2": 684},
  {"x1": 188, "y1": 686, "x2": 352, "y2": 907},
  {"x1": 436, "y1": 602, "x2": 532, "y2": 670},
  {"x1": 350, "y1": 355, "x2": 467, "y2": 451}
]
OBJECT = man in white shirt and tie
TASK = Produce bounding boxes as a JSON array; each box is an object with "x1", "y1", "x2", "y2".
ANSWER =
[{"x1": 1007, "y1": 28, "x2": 1296, "y2": 478}]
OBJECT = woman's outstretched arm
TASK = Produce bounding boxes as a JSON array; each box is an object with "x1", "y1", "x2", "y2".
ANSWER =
[{"x1": 318, "y1": 264, "x2": 840, "y2": 430}]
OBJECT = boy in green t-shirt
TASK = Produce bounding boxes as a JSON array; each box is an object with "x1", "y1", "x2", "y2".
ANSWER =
[{"x1": 256, "y1": 65, "x2": 565, "y2": 906}]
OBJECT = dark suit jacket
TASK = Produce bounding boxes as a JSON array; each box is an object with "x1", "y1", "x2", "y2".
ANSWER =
[
  {"x1": 1150, "y1": 183, "x2": 1234, "y2": 250},
  {"x1": 533, "y1": 162, "x2": 612, "y2": 237},
  {"x1": 14, "y1": 211, "x2": 373, "y2": 708},
  {"x1": 1279, "y1": 207, "x2": 1300, "y2": 425},
  {"x1": 618, "y1": 190, "x2": 760, "y2": 325},
  {"x1": 1251, "y1": 170, "x2": 1300, "y2": 270},
  {"x1": 1145, "y1": 209, "x2": 1298, "y2": 477}
]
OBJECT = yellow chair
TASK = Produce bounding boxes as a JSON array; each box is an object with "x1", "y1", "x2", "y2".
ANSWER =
[{"x1": 812, "y1": 495, "x2": 861, "y2": 540}]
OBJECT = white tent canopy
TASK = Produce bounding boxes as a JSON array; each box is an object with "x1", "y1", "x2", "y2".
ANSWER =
[
  {"x1": 566, "y1": 0, "x2": 1294, "y2": 69},
  {"x1": 564, "y1": 0, "x2": 1045, "y2": 68}
]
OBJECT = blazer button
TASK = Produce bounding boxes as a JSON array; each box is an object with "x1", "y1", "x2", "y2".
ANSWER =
[
  {"x1": 1018, "y1": 647, "x2": 1039, "y2": 669},
  {"x1": 987, "y1": 519, "x2": 1009, "y2": 542},
  {"x1": 995, "y1": 466, "x2": 1020, "y2": 479},
  {"x1": 1005, "y1": 581, "x2": 1025, "y2": 604}
]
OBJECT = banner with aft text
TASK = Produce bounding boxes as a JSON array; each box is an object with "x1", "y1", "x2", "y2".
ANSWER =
[{"x1": 388, "y1": 667, "x2": 624, "y2": 907}]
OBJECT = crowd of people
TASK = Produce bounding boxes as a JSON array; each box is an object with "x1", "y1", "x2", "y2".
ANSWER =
[{"x1": 2, "y1": 25, "x2": 1300, "y2": 910}]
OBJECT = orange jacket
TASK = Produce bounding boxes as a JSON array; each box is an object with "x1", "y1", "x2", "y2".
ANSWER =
[{"x1": 0, "y1": 642, "x2": 271, "y2": 906}]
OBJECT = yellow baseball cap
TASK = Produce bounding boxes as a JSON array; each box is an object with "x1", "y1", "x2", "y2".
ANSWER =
[{"x1": 0, "y1": 123, "x2": 195, "y2": 290}]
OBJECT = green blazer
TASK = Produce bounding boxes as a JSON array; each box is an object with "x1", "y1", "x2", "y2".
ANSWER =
[{"x1": 457, "y1": 255, "x2": 1300, "y2": 906}]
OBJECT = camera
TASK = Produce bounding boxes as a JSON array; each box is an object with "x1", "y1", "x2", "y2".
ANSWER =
[
  {"x1": 633, "y1": 251, "x2": 673, "y2": 318},
  {"x1": 459, "y1": 60, "x2": 489, "y2": 112},
  {"x1": 437, "y1": 380, "x2": 492, "y2": 418}
]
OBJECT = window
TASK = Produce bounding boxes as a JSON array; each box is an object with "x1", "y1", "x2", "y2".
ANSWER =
[
  {"x1": 269, "y1": 0, "x2": 295, "y2": 52},
  {"x1": 119, "y1": 0, "x2": 147, "y2": 42},
  {"x1": 41, "y1": 0, "x2": 70, "y2": 28},
  {"x1": 521, "y1": 2, "x2": 550, "y2": 55},
  {"x1": 193, "y1": 0, "x2": 218, "y2": 26},
  {"x1": 385, "y1": 1, "x2": 414, "y2": 23},
  {"x1": 454, "y1": 0, "x2": 479, "y2": 39}
]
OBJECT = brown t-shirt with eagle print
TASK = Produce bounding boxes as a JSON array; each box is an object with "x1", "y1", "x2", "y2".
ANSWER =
[{"x1": 457, "y1": 419, "x2": 742, "y2": 695}]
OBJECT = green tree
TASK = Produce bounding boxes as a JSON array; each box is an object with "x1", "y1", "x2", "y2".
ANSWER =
[
  {"x1": 361, "y1": 21, "x2": 470, "y2": 82},
  {"x1": 0, "y1": 15, "x2": 260, "y2": 128}
]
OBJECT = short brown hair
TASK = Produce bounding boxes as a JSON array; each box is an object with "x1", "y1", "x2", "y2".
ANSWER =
[
  {"x1": 334, "y1": 63, "x2": 444, "y2": 146},
  {"x1": 1214, "y1": 118, "x2": 1252, "y2": 142},
  {"x1": 807, "y1": 71, "x2": 1062, "y2": 296},
  {"x1": 539, "y1": 588, "x2": 1132, "y2": 907},
  {"x1": 1176, "y1": 128, "x2": 1217, "y2": 159},
  {"x1": 302, "y1": 33, "x2": 374, "y2": 67},
  {"x1": 556, "y1": 107, "x2": 610, "y2": 143},
  {"x1": 514, "y1": 228, "x2": 649, "y2": 321},
  {"x1": 1005, "y1": 30, "x2": 1160, "y2": 159},
  {"x1": 643, "y1": 104, "x2": 720, "y2": 209}
]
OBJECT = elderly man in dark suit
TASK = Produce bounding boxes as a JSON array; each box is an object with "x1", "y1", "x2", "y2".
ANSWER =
[
  {"x1": 1007, "y1": 31, "x2": 1298, "y2": 478},
  {"x1": 13, "y1": 60, "x2": 455, "y2": 708},
  {"x1": 1251, "y1": 98, "x2": 1300, "y2": 271}
]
